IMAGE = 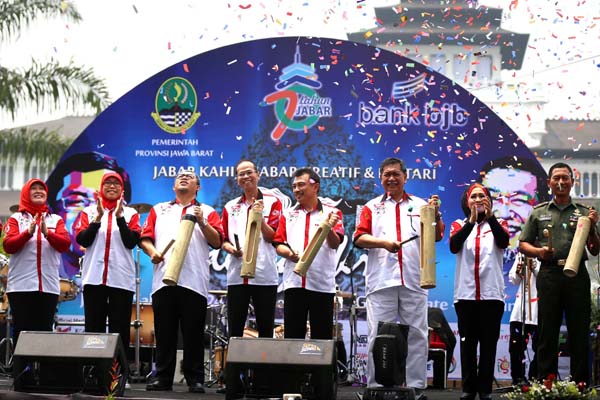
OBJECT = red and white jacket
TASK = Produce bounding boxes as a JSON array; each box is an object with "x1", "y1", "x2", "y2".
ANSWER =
[
  {"x1": 75, "y1": 205, "x2": 141, "y2": 292},
  {"x1": 141, "y1": 200, "x2": 224, "y2": 297},
  {"x1": 354, "y1": 193, "x2": 428, "y2": 296},
  {"x1": 3, "y1": 212, "x2": 70, "y2": 294},
  {"x1": 450, "y1": 218, "x2": 507, "y2": 302},
  {"x1": 273, "y1": 200, "x2": 344, "y2": 294},
  {"x1": 222, "y1": 190, "x2": 281, "y2": 286}
]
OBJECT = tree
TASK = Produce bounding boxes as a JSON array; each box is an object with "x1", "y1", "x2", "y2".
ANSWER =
[
  {"x1": 0, "y1": 127, "x2": 74, "y2": 171},
  {"x1": 0, "y1": 0, "x2": 110, "y2": 120}
]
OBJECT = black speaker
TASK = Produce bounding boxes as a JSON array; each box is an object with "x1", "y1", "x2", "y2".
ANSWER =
[
  {"x1": 225, "y1": 337, "x2": 336, "y2": 400},
  {"x1": 373, "y1": 322, "x2": 408, "y2": 387},
  {"x1": 13, "y1": 331, "x2": 128, "y2": 396}
]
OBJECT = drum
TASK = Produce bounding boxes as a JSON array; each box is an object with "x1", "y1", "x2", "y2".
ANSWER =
[
  {"x1": 214, "y1": 345, "x2": 227, "y2": 378},
  {"x1": 59, "y1": 279, "x2": 79, "y2": 301},
  {"x1": 130, "y1": 302, "x2": 155, "y2": 347}
]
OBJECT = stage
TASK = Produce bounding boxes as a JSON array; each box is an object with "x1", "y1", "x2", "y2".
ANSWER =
[{"x1": 0, "y1": 376, "x2": 509, "y2": 399}]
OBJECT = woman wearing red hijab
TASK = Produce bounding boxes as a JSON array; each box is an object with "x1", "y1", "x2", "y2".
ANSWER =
[
  {"x1": 450, "y1": 183, "x2": 510, "y2": 400},
  {"x1": 3, "y1": 179, "x2": 70, "y2": 344},
  {"x1": 74, "y1": 172, "x2": 141, "y2": 353}
]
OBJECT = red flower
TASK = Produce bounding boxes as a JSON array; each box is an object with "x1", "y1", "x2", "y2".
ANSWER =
[
  {"x1": 577, "y1": 382, "x2": 587, "y2": 392},
  {"x1": 544, "y1": 379, "x2": 553, "y2": 390},
  {"x1": 547, "y1": 373, "x2": 556, "y2": 381},
  {"x1": 521, "y1": 385, "x2": 529, "y2": 393}
]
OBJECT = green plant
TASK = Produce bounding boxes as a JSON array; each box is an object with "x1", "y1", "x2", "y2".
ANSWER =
[{"x1": 502, "y1": 375, "x2": 597, "y2": 400}]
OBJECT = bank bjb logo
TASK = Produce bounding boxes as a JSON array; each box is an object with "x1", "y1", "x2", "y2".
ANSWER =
[
  {"x1": 262, "y1": 46, "x2": 332, "y2": 141},
  {"x1": 151, "y1": 77, "x2": 200, "y2": 134}
]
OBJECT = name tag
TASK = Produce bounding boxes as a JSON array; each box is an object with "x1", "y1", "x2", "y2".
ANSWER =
[{"x1": 539, "y1": 215, "x2": 552, "y2": 222}]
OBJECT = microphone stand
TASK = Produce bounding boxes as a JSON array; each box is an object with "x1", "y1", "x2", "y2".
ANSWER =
[{"x1": 519, "y1": 255, "x2": 528, "y2": 384}]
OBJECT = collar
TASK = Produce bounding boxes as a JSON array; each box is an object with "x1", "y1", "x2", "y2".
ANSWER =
[
  {"x1": 239, "y1": 189, "x2": 264, "y2": 204},
  {"x1": 292, "y1": 198, "x2": 324, "y2": 213},
  {"x1": 380, "y1": 191, "x2": 411, "y2": 204},
  {"x1": 548, "y1": 197, "x2": 576, "y2": 211},
  {"x1": 171, "y1": 198, "x2": 198, "y2": 207}
]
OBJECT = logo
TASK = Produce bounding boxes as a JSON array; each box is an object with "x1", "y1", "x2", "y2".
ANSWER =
[
  {"x1": 391, "y1": 73, "x2": 427, "y2": 99},
  {"x1": 263, "y1": 46, "x2": 332, "y2": 141},
  {"x1": 151, "y1": 77, "x2": 200, "y2": 134},
  {"x1": 497, "y1": 356, "x2": 510, "y2": 374},
  {"x1": 299, "y1": 342, "x2": 323, "y2": 355},
  {"x1": 83, "y1": 335, "x2": 108, "y2": 349}
]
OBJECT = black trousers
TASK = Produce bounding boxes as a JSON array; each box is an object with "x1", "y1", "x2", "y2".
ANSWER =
[
  {"x1": 536, "y1": 264, "x2": 590, "y2": 384},
  {"x1": 509, "y1": 321, "x2": 538, "y2": 384},
  {"x1": 7, "y1": 291, "x2": 58, "y2": 346},
  {"x1": 152, "y1": 286, "x2": 207, "y2": 386},
  {"x1": 227, "y1": 284, "x2": 277, "y2": 338},
  {"x1": 284, "y1": 288, "x2": 334, "y2": 340},
  {"x1": 83, "y1": 284, "x2": 134, "y2": 355},
  {"x1": 455, "y1": 300, "x2": 503, "y2": 395}
]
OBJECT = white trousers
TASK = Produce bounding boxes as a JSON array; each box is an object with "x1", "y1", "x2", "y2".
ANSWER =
[{"x1": 366, "y1": 285, "x2": 428, "y2": 389}]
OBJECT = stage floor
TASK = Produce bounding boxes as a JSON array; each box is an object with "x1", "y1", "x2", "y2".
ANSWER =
[{"x1": 0, "y1": 377, "x2": 510, "y2": 400}]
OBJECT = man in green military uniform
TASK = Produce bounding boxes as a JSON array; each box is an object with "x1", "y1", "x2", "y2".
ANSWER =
[{"x1": 519, "y1": 162, "x2": 599, "y2": 384}]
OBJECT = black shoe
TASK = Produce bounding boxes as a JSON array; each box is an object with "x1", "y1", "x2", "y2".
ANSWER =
[
  {"x1": 189, "y1": 382, "x2": 206, "y2": 393},
  {"x1": 479, "y1": 393, "x2": 492, "y2": 400},
  {"x1": 216, "y1": 386, "x2": 227, "y2": 394},
  {"x1": 460, "y1": 393, "x2": 476, "y2": 400},
  {"x1": 146, "y1": 380, "x2": 173, "y2": 391}
]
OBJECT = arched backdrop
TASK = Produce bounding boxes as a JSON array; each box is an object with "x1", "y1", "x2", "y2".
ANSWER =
[{"x1": 47, "y1": 36, "x2": 548, "y2": 380}]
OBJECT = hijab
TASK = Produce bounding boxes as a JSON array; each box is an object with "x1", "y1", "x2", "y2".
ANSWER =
[
  {"x1": 18, "y1": 178, "x2": 49, "y2": 216},
  {"x1": 99, "y1": 172, "x2": 124, "y2": 210}
]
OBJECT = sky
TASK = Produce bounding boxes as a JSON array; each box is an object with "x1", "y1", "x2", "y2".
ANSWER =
[{"x1": 1, "y1": 0, "x2": 599, "y2": 129}]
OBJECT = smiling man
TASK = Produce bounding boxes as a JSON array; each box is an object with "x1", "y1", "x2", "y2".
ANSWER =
[
  {"x1": 354, "y1": 157, "x2": 444, "y2": 400},
  {"x1": 221, "y1": 160, "x2": 282, "y2": 339},
  {"x1": 273, "y1": 167, "x2": 344, "y2": 340},
  {"x1": 139, "y1": 171, "x2": 223, "y2": 393}
]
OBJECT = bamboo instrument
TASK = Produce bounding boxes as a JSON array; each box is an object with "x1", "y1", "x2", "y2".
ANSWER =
[
  {"x1": 420, "y1": 205, "x2": 436, "y2": 289},
  {"x1": 526, "y1": 257, "x2": 533, "y2": 319},
  {"x1": 564, "y1": 216, "x2": 591, "y2": 278},
  {"x1": 240, "y1": 207, "x2": 262, "y2": 278},
  {"x1": 293, "y1": 219, "x2": 332, "y2": 277},
  {"x1": 163, "y1": 214, "x2": 196, "y2": 286}
]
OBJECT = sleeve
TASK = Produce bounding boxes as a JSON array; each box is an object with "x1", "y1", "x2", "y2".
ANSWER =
[
  {"x1": 272, "y1": 214, "x2": 288, "y2": 247},
  {"x1": 207, "y1": 209, "x2": 225, "y2": 243},
  {"x1": 117, "y1": 212, "x2": 141, "y2": 249},
  {"x1": 449, "y1": 219, "x2": 474, "y2": 254},
  {"x1": 488, "y1": 216, "x2": 510, "y2": 249},
  {"x1": 140, "y1": 208, "x2": 157, "y2": 243},
  {"x1": 267, "y1": 199, "x2": 282, "y2": 230},
  {"x1": 518, "y1": 212, "x2": 538, "y2": 244},
  {"x1": 353, "y1": 204, "x2": 372, "y2": 246},
  {"x1": 333, "y1": 208, "x2": 345, "y2": 239},
  {"x1": 508, "y1": 257, "x2": 522, "y2": 285},
  {"x1": 221, "y1": 207, "x2": 230, "y2": 243},
  {"x1": 46, "y1": 217, "x2": 71, "y2": 253},
  {"x1": 75, "y1": 211, "x2": 101, "y2": 248},
  {"x1": 3, "y1": 217, "x2": 32, "y2": 254}
]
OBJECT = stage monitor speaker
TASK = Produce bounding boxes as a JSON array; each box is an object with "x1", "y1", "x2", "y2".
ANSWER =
[
  {"x1": 225, "y1": 337, "x2": 336, "y2": 400},
  {"x1": 13, "y1": 331, "x2": 128, "y2": 396}
]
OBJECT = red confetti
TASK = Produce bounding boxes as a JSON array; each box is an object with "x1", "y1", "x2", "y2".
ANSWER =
[
  {"x1": 239, "y1": 4, "x2": 251, "y2": 9},
  {"x1": 183, "y1": 64, "x2": 189, "y2": 73}
]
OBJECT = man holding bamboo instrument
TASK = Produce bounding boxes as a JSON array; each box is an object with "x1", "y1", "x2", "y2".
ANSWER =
[
  {"x1": 273, "y1": 167, "x2": 344, "y2": 340},
  {"x1": 354, "y1": 157, "x2": 444, "y2": 400},
  {"x1": 221, "y1": 160, "x2": 282, "y2": 339},
  {"x1": 519, "y1": 162, "x2": 599, "y2": 385},
  {"x1": 140, "y1": 172, "x2": 223, "y2": 393}
]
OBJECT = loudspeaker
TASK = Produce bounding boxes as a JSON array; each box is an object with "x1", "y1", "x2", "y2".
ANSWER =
[
  {"x1": 225, "y1": 337, "x2": 336, "y2": 400},
  {"x1": 13, "y1": 331, "x2": 128, "y2": 396},
  {"x1": 373, "y1": 322, "x2": 408, "y2": 387}
]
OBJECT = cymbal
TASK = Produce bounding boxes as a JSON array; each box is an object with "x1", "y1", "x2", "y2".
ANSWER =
[
  {"x1": 9, "y1": 204, "x2": 18, "y2": 213},
  {"x1": 209, "y1": 290, "x2": 227, "y2": 296},
  {"x1": 336, "y1": 291, "x2": 353, "y2": 299},
  {"x1": 129, "y1": 203, "x2": 152, "y2": 214}
]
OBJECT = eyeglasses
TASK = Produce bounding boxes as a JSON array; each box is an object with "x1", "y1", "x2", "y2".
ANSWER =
[{"x1": 103, "y1": 180, "x2": 122, "y2": 187}]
